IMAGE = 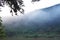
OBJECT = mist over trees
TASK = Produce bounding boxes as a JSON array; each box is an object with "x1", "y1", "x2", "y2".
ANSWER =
[{"x1": 0, "y1": 0, "x2": 60, "y2": 38}]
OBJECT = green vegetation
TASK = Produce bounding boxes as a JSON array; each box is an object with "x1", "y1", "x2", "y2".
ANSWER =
[
  {"x1": 6, "y1": 32, "x2": 60, "y2": 40},
  {"x1": 0, "y1": 17, "x2": 6, "y2": 40},
  {"x1": 6, "y1": 26, "x2": 60, "y2": 38}
]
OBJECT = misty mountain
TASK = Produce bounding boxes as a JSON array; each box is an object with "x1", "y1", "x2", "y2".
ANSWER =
[
  {"x1": 22, "y1": 4, "x2": 60, "y2": 32},
  {"x1": 4, "y1": 4, "x2": 60, "y2": 34}
]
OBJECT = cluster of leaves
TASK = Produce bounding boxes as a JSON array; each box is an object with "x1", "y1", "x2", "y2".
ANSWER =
[
  {"x1": 0, "y1": 0, "x2": 24, "y2": 15},
  {"x1": 0, "y1": 0, "x2": 40, "y2": 15},
  {"x1": 32, "y1": 0, "x2": 40, "y2": 2},
  {"x1": 0, "y1": 17, "x2": 6, "y2": 40}
]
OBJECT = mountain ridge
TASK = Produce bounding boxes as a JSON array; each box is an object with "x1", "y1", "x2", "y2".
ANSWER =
[{"x1": 4, "y1": 4, "x2": 60, "y2": 36}]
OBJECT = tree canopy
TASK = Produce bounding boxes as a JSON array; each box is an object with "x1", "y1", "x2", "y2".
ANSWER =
[{"x1": 0, "y1": 0, "x2": 40, "y2": 15}]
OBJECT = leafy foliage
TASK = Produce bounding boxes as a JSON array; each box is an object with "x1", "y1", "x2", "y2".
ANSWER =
[
  {"x1": 0, "y1": 0, "x2": 24, "y2": 15},
  {"x1": 0, "y1": 17, "x2": 6, "y2": 40},
  {"x1": 0, "y1": 0, "x2": 40, "y2": 15},
  {"x1": 32, "y1": 0, "x2": 40, "y2": 2}
]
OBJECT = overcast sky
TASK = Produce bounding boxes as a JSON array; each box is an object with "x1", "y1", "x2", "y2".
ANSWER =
[{"x1": 0, "y1": 0, "x2": 60, "y2": 17}]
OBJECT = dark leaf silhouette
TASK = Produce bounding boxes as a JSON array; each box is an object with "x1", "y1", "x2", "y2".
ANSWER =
[
  {"x1": 0, "y1": 0, "x2": 24, "y2": 15},
  {"x1": 32, "y1": 0, "x2": 40, "y2": 2},
  {"x1": 0, "y1": 0, "x2": 40, "y2": 15}
]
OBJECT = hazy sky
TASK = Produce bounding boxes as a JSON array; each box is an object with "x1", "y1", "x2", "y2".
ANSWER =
[{"x1": 0, "y1": 0, "x2": 60, "y2": 16}]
